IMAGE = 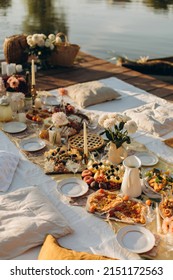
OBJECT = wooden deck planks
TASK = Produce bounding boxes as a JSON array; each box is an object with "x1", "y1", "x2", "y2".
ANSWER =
[
  {"x1": 37, "y1": 51, "x2": 173, "y2": 102},
  {"x1": 2, "y1": 51, "x2": 173, "y2": 102}
]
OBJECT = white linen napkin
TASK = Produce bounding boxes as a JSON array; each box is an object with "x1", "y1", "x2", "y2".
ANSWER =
[
  {"x1": 0, "y1": 150, "x2": 19, "y2": 192},
  {"x1": 90, "y1": 235, "x2": 141, "y2": 260}
]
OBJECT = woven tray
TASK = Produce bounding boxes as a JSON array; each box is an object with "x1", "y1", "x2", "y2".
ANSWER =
[{"x1": 69, "y1": 133, "x2": 105, "y2": 151}]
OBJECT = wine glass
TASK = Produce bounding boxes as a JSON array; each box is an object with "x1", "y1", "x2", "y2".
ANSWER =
[
  {"x1": 66, "y1": 158, "x2": 81, "y2": 176},
  {"x1": 87, "y1": 113, "x2": 98, "y2": 131},
  {"x1": 10, "y1": 101, "x2": 18, "y2": 120},
  {"x1": 30, "y1": 122, "x2": 41, "y2": 137}
]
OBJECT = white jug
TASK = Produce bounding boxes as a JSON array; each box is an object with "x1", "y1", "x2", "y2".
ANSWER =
[{"x1": 121, "y1": 155, "x2": 142, "y2": 198}]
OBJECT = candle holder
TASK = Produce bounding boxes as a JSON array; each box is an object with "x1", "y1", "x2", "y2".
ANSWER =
[
  {"x1": 31, "y1": 84, "x2": 37, "y2": 106},
  {"x1": 83, "y1": 153, "x2": 88, "y2": 165}
]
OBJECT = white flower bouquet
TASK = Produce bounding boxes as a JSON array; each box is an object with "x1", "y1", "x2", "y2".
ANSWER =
[
  {"x1": 99, "y1": 113, "x2": 138, "y2": 148},
  {"x1": 26, "y1": 33, "x2": 61, "y2": 60},
  {"x1": 52, "y1": 112, "x2": 69, "y2": 127}
]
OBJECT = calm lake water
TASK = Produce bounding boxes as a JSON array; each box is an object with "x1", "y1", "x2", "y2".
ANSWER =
[{"x1": 0, "y1": 0, "x2": 173, "y2": 62}]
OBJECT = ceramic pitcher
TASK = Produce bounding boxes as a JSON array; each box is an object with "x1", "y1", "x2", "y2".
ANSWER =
[{"x1": 121, "y1": 155, "x2": 142, "y2": 198}]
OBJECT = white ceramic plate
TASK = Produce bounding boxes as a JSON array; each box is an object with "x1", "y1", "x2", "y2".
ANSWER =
[
  {"x1": 135, "y1": 152, "x2": 158, "y2": 166},
  {"x1": 19, "y1": 137, "x2": 46, "y2": 152},
  {"x1": 57, "y1": 178, "x2": 89, "y2": 198},
  {"x1": 2, "y1": 121, "x2": 27, "y2": 133},
  {"x1": 117, "y1": 225, "x2": 155, "y2": 253},
  {"x1": 44, "y1": 96, "x2": 59, "y2": 106}
]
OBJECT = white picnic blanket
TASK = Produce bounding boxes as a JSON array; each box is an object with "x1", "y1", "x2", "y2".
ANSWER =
[
  {"x1": 54, "y1": 77, "x2": 173, "y2": 164},
  {"x1": 1, "y1": 76, "x2": 173, "y2": 260}
]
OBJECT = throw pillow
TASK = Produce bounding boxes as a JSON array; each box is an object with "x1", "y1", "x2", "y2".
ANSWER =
[
  {"x1": 66, "y1": 81, "x2": 121, "y2": 108},
  {"x1": 38, "y1": 234, "x2": 117, "y2": 260}
]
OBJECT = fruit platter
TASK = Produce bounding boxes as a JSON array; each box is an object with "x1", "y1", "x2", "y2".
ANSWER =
[
  {"x1": 44, "y1": 145, "x2": 83, "y2": 174},
  {"x1": 144, "y1": 168, "x2": 173, "y2": 197},
  {"x1": 26, "y1": 101, "x2": 89, "y2": 132},
  {"x1": 26, "y1": 108, "x2": 52, "y2": 123},
  {"x1": 86, "y1": 189, "x2": 150, "y2": 225},
  {"x1": 81, "y1": 160, "x2": 125, "y2": 190}
]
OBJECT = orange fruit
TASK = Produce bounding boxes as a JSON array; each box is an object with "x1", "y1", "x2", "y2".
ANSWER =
[
  {"x1": 123, "y1": 195, "x2": 129, "y2": 201},
  {"x1": 145, "y1": 199, "x2": 151, "y2": 206}
]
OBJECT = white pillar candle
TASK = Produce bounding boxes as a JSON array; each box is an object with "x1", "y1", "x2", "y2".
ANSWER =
[
  {"x1": 6, "y1": 64, "x2": 13, "y2": 76},
  {"x1": 31, "y1": 59, "x2": 36, "y2": 85},
  {"x1": 83, "y1": 121, "x2": 88, "y2": 156},
  {"x1": 1, "y1": 62, "x2": 7, "y2": 75},
  {"x1": 18, "y1": 112, "x2": 26, "y2": 123},
  {"x1": 10, "y1": 63, "x2": 16, "y2": 74}
]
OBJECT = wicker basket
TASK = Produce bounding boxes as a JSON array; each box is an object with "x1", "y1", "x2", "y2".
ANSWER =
[
  {"x1": 48, "y1": 33, "x2": 80, "y2": 67},
  {"x1": 3, "y1": 34, "x2": 28, "y2": 64}
]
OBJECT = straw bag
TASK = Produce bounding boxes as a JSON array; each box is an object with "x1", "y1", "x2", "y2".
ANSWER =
[
  {"x1": 48, "y1": 33, "x2": 80, "y2": 67},
  {"x1": 3, "y1": 34, "x2": 28, "y2": 64}
]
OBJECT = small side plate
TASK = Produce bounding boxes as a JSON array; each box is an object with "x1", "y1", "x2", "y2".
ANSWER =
[
  {"x1": 117, "y1": 225, "x2": 155, "y2": 253},
  {"x1": 135, "y1": 152, "x2": 158, "y2": 166},
  {"x1": 2, "y1": 121, "x2": 27, "y2": 133},
  {"x1": 57, "y1": 178, "x2": 89, "y2": 198},
  {"x1": 19, "y1": 137, "x2": 46, "y2": 152}
]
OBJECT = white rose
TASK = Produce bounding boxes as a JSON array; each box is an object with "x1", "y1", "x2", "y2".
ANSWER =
[
  {"x1": 37, "y1": 38, "x2": 45, "y2": 47},
  {"x1": 50, "y1": 44, "x2": 55, "y2": 50},
  {"x1": 39, "y1": 33, "x2": 47, "y2": 40},
  {"x1": 48, "y1": 34, "x2": 56, "y2": 42},
  {"x1": 108, "y1": 113, "x2": 118, "y2": 119},
  {"x1": 45, "y1": 39, "x2": 51, "y2": 47},
  {"x1": 98, "y1": 114, "x2": 108, "y2": 126},
  {"x1": 32, "y1": 34, "x2": 40, "y2": 44},
  {"x1": 124, "y1": 120, "x2": 138, "y2": 134},
  {"x1": 27, "y1": 38, "x2": 35, "y2": 47},
  {"x1": 103, "y1": 118, "x2": 116, "y2": 129},
  {"x1": 27, "y1": 35, "x2": 32, "y2": 41}
]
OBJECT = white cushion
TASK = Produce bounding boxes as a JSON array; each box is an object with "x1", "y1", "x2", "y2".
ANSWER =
[
  {"x1": 0, "y1": 186, "x2": 73, "y2": 259},
  {"x1": 66, "y1": 81, "x2": 121, "y2": 108},
  {"x1": 0, "y1": 151, "x2": 19, "y2": 192},
  {"x1": 125, "y1": 102, "x2": 173, "y2": 137}
]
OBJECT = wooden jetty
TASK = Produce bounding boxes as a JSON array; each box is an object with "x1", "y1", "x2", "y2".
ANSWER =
[{"x1": 35, "y1": 51, "x2": 173, "y2": 103}]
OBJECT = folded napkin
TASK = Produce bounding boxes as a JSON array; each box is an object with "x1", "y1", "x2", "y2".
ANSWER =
[
  {"x1": 90, "y1": 235, "x2": 141, "y2": 260},
  {"x1": 0, "y1": 150, "x2": 19, "y2": 192},
  {"x1": 124, "y1": 102, "x2": 173, "y2": 137}
]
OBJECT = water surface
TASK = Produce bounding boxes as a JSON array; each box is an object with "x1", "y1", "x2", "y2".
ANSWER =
[{"x1": 0, "y1": 0, "x2": 173, "y2": 61}]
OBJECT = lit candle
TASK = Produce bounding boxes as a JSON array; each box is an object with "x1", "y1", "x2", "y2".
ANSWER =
[
  {"x1": 1, "y1": 62, "x2": 7, "y2": 75},
  {"x1": 83, "y1": 121, "x2": 88, "y2": 156},
  {"x1": 31, "y1": 59, "x2": 35, "y2": 86}
]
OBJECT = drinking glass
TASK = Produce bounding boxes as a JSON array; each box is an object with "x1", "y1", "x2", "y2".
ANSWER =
[
  {"x1": 87, "y1": 114, "x2": 98, "y2": 131},
  {"x1": 66, "y1": 158, "x2": 81, "y2": 176}
]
